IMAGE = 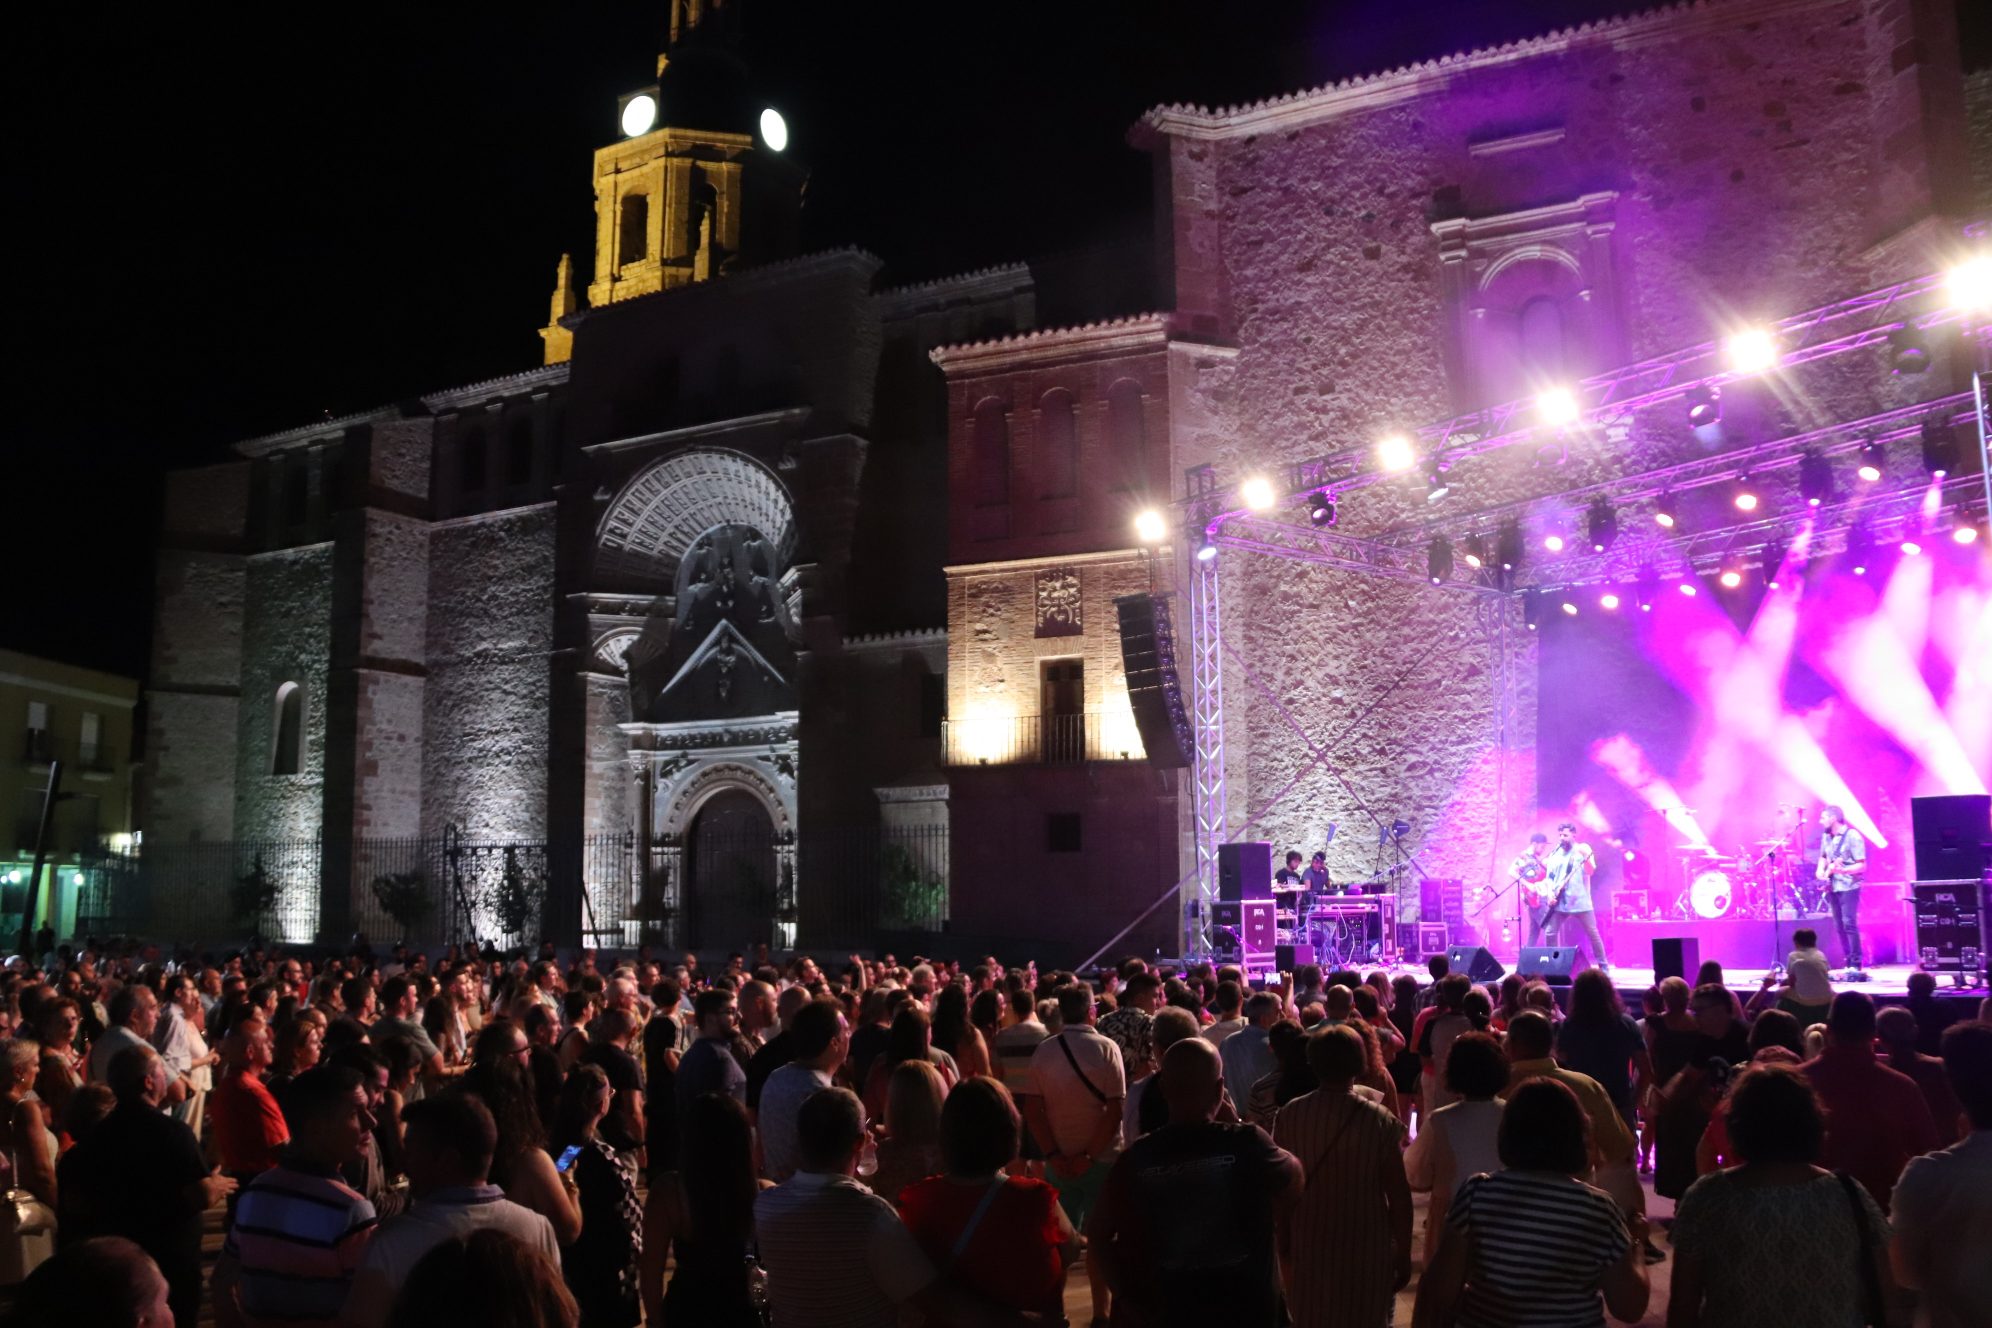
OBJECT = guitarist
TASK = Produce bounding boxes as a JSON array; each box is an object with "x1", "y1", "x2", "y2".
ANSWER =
[
  {"x1": 1516, "y1": 833, "x2": 1554, "y2": 947},
  {"x1": 1816, "y1": 804, "x2": 1869, "y2": 981},
  {"x1": 1538, "y1": 822, "x2": 1611, "y2": 972}
]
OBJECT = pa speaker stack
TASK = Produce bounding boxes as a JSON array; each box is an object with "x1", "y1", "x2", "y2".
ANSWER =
[
  {"x1": 1217, "y1": 842, "x2": 1273, "y2": 902},
  {"x1": 1911, "y1": 795, "x2": 1990, "y2": 882},
  {"x1": 1114, "y1": 593, "x2": 1193, "y2": 769}
]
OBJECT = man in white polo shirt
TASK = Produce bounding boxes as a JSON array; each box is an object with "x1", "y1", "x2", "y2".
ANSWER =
[
  {"x1": 755, "y1": 997, "x2": 848, "y2": 1182},
  {"x1": 1027, "y1": 982, "x2": 1124, "y2": 1327}
]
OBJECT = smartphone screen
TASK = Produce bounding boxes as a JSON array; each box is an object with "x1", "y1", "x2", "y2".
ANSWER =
[{"x1": 555, "y1": 1145, "x2": 583, "y2": 1173}]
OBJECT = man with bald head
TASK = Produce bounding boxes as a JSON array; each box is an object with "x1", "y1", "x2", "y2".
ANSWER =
[
  {"x1": 746, "y1": 983, "x2": 812, "y2": 1110},
  {"x1": 1089, "y1": 1038, "x2": 1301, "y2": 1328}
]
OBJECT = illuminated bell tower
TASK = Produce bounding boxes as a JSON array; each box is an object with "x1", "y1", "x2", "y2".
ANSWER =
[{"x1": 540, "y1": 0, "x2": 801, "y2": 365}]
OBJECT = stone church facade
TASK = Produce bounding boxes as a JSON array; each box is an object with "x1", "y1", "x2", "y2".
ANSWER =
[{"x1": 146, "y1": 0, "x2": 1984, "y2": 959}]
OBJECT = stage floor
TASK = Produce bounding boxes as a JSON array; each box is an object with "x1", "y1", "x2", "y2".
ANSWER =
[{"x1": 1352, "y1": 960, "x2": 1987, "y2": 1005}]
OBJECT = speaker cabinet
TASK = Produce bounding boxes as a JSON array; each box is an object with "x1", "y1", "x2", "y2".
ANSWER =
[
  {"x1": 1911, "y1": 794, "x2": 1990, "y2": 882},
  {"x1": 1447, "y1": 944, "x2": 1506, "y2": 983},
  {"x1": 1651, "y1": 937, "x2": 1702, "y2": 983},
  {"x1": 1218, "y1": 842, "x2": 1273, "y2": 903},
  {"x1": 1275, "y1": 943, "x2": 1316, "y2": 971},
  {"x1": 1113, "y1": 593, "x2": 1193, "y2": 769},
  {"x1": 1242, "y1": 899, "x2": 1278, "y2": 953},
  {"x1": 1518, "y1": 945, "x2": 1587, "y2": 984}
]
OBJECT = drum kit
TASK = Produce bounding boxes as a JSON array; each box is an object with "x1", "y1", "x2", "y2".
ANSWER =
[{"x1": 1662, "y1": 810, "x2": 1830, "y2": 922}]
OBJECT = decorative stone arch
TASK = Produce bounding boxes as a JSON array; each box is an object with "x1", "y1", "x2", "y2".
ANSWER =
[
  {"x1": 658, "y1": 759, "x2": 796, "y2": 838},
  {"x1": 590, "y1": 628, "x2": 643, "y2": 676},
  {"x1": 595, "y1": 448, "x2": 798, "y2": 588}
]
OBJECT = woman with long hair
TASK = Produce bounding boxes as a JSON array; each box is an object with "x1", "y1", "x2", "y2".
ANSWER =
[
  {"x1": 1669, "y1": 1065, "x2": 1895, "y2": 1327},
  {"x1": 31, "y1": 997, "x2": 84, "y2": 1128},
  {"x1": 639, "y1": 1093, "x2": 764, "y2": 1326},
  {"x1": 969, "y1": 988, "x2": 1005, "y2": 1062},
  {"x1": 1557, "y1": 969, "x2": 1652, "y2": 1131},
  {"x1": 1411, "y1": 1031, "x2": 1507, "y2": 1263},
  {"x1": 265, "y1": 1012, "x2": 324, "y2": 1103},
  {"x1": 861, "y1": 1005, "x2": 958, "y2": 1120},
  {"x1": 1244, "y1": 1019, "x2": 1315, "y2": 1129},
  {"x1": 871, "y1": 1059, "x2": 946, "y2": 1205},
  {"x1": 549, "y1": 1064, "x2": 641, "y2": 1327},
  {"x1": 930, "y1": 984, "x2": 991, "y2": 1081},
  {"x1": 458, "y1": 1027, "x2": 582, "y2": 1245}
]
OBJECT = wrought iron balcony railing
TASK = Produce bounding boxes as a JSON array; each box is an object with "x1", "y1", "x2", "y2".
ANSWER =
[{"x1": 941, "y1": 712, "x2": 1146, "y2": 766}]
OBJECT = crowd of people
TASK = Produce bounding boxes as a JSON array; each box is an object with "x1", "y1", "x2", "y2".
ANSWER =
[{"x1": 0, "y1": 934, "x2": 1985, "y2": 1327}]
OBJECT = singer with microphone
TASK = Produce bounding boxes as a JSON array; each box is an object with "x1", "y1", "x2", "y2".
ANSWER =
[{"x1": 1538, "y1": 821, "x2": 1611, "y2": 972}]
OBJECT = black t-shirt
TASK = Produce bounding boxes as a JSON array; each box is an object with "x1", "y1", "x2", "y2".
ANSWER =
[
  {"x1": 745, "y1": 1030, "x2": 794, "y2": 1112},
  {"x1": 847, "y1": 1023, "x2": 891, "y2": 1093},
  {"x1": 56, "y1": 1104, "x2": 211, "y2": 1315},
  {"x1": 1101, "y1": 1120, "x2": 1300, "y2": 1327}
]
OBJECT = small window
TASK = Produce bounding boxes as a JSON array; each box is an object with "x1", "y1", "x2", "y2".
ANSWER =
[
  {"x1": 25, "y1": 701, "x2": 51, "y2": 764},
  {"x1": 1047, "y1": 813, "x2": 1082, "y2": 853},
  {"x1": 505, "y1": 416, "x2": 534, "y2": 487},
  {"x1": 26, "y1": 701, "x2": 47, "y2": 732},
  {"x1": 80, "y1": 712, "x2": 102, "y2": 767},
  {"x1": 619, "y1": 192, "x2": 650, "y2": 265},
  {"x1": 970, "y1": 399, "x2": 1010, "y2": 508},
  {"x1": 1106, "y1": 380, "x2": 1146, "y2": 492},
  {"x1": 273, "y1": 682, "x2": 305, "y2": 775},
  {"x1": 1038, "y1": 389, "x2": 1077, "y2": 499},
  {"x1": 461, "y1": 425, "x2": 488, "y2": 493},
  {"x1": 1518, "y1": 295, "x2": 1567, "y2": 382}
]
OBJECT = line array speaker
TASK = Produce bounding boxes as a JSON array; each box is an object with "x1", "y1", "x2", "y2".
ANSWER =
[
  {"x1": 1218, "y1": 842, "x2": 1273, "y2": 903},
  {"x1": 1114, "y1": 593, "x2": 1194, "y2": 770}
]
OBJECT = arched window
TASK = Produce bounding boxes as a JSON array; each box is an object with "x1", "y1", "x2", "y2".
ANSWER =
[
  {"x1": 1517, "y1": 295, "x2": 1568, "y2": 383},
  {"x1": 460, "y1": 424, "x2": 487, "y2": 493},
  {"x1": 272, "y1": 682, "x2": 305, "y2": 776},
  {"x1": 970, "y1": 398, "x2": 1010, "y2": 508},
  {"x1": 505, "y1": 415, "x2": 534, "y2": 487},
  {"x1": 1038, "y1": 389, "x2": 1077, "y2": 499},
  {"x1": 1105, "y1": 379, "x2": 1146, "y2": 492},
  {"x1": 618, "y1": 192, "x2": 650, "y2": 266}
]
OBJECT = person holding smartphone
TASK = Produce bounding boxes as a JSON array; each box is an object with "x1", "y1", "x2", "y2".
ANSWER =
[{"x1": 551, "y1": 1063, "x2": 643, "y2": 1327}]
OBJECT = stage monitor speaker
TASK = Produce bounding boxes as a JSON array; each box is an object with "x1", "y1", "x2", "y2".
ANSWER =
[
  {"x1": 1447, "y1": 944, "x2": 1505, "y2": 983},
  {"x1": 1114, "y1": 594, "x2": 1193, "y2": 769},
  {"x1": 1651, "y1": 937, "x2": 1701, "y2": 983},
  {"x1": 1911, "y1": 794, "x2": 1990, "y2": 882},
  {"x1": 1242, "y1": 899, "x2": 1278, "y2": 953},
  {"x1": 1210, "y1": 901, "x2": 1242, "y2": 931},
  {"x1": 1275, "y1": 943, "x2": 1316, "y2": 971},
  {"x1": 1519, "y1": 945, "x2": 1587, "y2": 984},
  {"x1": 1218, "y1": 842, "x2": 1273, "y2": 903}
]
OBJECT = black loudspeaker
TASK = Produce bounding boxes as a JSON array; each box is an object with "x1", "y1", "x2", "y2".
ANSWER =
[
  {"x1": 1519, "y1": 945, "x2": 1586, "y2": 984},
  {"x1": 1210, "y1": 900, "x2": 1242, "y2": 931},
  {"x1": 1114, "y1": 593, "x2": 1193, "y2": 769},
  {"x1": 1447, "y1": 944, "x2": 1506, "y2": 983},
  {"x1": 1911, "y1": 794, "x2": 1991, "y2": 881},
  {"x1": 1218, "y1": 842, "x2": 1273, "y2": 903},
  {"x1": 1275, "y1": 943, "x2": 1316, "y2": 971},
  {"x1": 1242, "y1": 900, "x2": 1278, "y2": 953},
  {"x1": 1651, "y1": 937, "x2": 1701, "y2": 983}
]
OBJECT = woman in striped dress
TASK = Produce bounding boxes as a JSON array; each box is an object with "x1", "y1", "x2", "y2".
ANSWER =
[{"x1": 1273, "y1": 1024, "x2": 1413, "y2": 1328}]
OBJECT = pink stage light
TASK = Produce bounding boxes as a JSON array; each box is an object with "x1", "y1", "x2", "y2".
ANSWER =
[
  {"x1": 1816, "y1": 614, "x2": 1988, "y2": 797},
  {"x1": 1588, "y1": 734, "x2": 1712, "y2": 847}
]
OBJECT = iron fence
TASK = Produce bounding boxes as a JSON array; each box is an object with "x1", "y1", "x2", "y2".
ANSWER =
[{"x1": 941, "y1": 713, "x2": 1145, "y2": 766}]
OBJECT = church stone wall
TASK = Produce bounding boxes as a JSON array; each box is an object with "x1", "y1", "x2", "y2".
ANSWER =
[
  {"x1": 421, "y1": 505, "x2": 557, "y2": 840},
  {"x1": 235, "y1": 545, "x2": 335, "y2": 842},
  {"x1": 147, "y1": 550, "x2": 247, "y2": 843}
]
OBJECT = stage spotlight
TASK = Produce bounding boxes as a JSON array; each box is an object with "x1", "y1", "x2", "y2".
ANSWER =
[
  {"x1": 1718, "y1": 547, "x2": 1745, "y2": 589},
  {"x1": 1306, "y1": 489, "x2": 1337, "y2": 527},
  {"x1": 1427, "y1": 535, "x2": 1455, "y2": 584},
  {"x1": 1732, "y1": 476, "x2": 1760, "y2": 513},
  {"x1": 1944, "y1": 253, "x2": 1992, "y2": 312},
  {"x1": 1460, "y1": 532, "x2": 1486, "y2": 570},
  {"x1": 1952, "y1": 514, "x2": 1981, "y2": 545},
  {"x1": 1425, "y1": 462, "x2": 1452, "y2": 502},
  {"x1": 1560, "y1": 599, "x2": 1579, "y2": 616},
  {"x1": 1678, "y1": 578, "x2": 1700, "y2": 597},
  {"x1": 1797, "y1": 450, "x2": 1834, "y2": 507},
  {"x1": 1542, "y1": 525, "x2": 1567, "y2": 553},
  {"x1": 1685, "y1": 385, "x2": 1722, "y2": 430},
  {"x1": 1587, "y1": 497, "x2": 1619, "y2": 552},
  {"x1": 1522, "y1": 591, "x2": 1543, "y2": 632},
  {"x1": 1920, "y1": 418, "x2": 1959, "y2": 477},
  {"x1": 1133, "y1": 508, "x2": 1168, "y2": 544},
  {"x1": 1846, "y1": 524, "x2": 1874, "y2": 576},
  {"x1": 1195, "y1": 532, "x2": 1218, "y2": 562},
  {"x1": 1901, "y1": 536, "x2": 1923, "y2": 556},
  {"x1": 1241, "y1": 475, "x2": 1277, "y2": 510},
  {"x1": 1887, "y1": 325, "x2": 1932, "y2": 375},
  {"x1": 1653, "y1": 492, "x2": 1679, "y2": 529},
  {"x1": 1496, "y1": 519, "x2": 1524, "y2": 572},
  {"x1": 1761, "y1": 538, "x2": 1788, "y2": 589},
  {"x1": 1856, "y1": 440, "x2": 1884, "y2": 482},
  {"x1": 1635, "y1": 567, "x2": 1660, "y2": 612},
  {"x1": 1599, "y1": 588, "x2": 1622, "y2": 610},
  {"x1": 1377, "y1": 434, "x2": 1417, "y2": 472},
  {"x1": 1725, "y1": 326, "x2": 1779, "y2": 375},
  {"x1": 1537, "y1": 386, "x2": 1581, "y2": 429}
]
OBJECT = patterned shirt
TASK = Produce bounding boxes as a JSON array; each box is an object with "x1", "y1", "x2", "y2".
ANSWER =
[
  {"x1": 1818, "y1": 825, "x2": 1866, "y2": 893},
  {"x1": 1671, "y1": 1170, "x2": 1889, "y2": 1328},
  {"x1": 1447, "y1": 1170, "x2": 1630, "y2": 1328},
  {"x1": 227, "y1": 1155, "x2": 378, "y2": 1326},
  {"x1": 1543, "y1": 844, "x2": 1594, "y2": 913}
]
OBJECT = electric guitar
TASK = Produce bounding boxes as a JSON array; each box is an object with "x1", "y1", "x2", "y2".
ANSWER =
[{"x1": 1525, "y1": 846, "x2": 1591, "y2": 908}]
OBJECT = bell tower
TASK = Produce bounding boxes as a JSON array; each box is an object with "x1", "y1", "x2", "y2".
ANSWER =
[{"x1": 539, "y1": 0, "x2": 802, "y2": 365}]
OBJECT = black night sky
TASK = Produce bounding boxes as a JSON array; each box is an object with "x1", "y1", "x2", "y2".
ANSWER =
[{"x1": 10, "y1": 1, "x2": 1987, "y2": 681}]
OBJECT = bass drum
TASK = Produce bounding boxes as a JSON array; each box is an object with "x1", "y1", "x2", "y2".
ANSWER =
[{"x1": 1689, "y1": 868, "x2": 1734, "y2": 919}]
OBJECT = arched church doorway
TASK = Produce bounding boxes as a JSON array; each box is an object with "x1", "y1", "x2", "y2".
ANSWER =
[{"x1": 686, "y1": 788, "x2": 777, "y2": 951}]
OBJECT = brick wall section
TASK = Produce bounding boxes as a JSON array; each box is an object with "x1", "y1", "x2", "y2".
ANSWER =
[
  {"x1": 422, "y1": 506, "x2": 557, "y2": 840},
  {"x1": 234, "y1": 545, "x2": 335, "y2": 842},
  {"x1": 349, "y1": 510, "x2": 429, "y2": 840}
]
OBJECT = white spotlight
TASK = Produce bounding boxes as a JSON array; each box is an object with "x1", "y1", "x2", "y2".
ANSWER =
[
  {"x1": 620, "y1": 93, "x2": 659, "y2": 139},
  {"x1": 1133, "y1": 509, "x2": 1168, "y2": 544},
  {"x1": 1536, "y1": 387, "x2": 1582, "y2": 429},
  {"x1": 759, "y1": 107, "x2": 789, "y2": 152},
  {"x1": 1240, "y1": 476, "x2": 1277, "y2": 511},
  {"x1": 1944, "y1": 254, "x2": 1992, "y2": 312},
  {"x1": 1725, "y1": 326, "x2": 1780, "y2": 376},
  {"x1": 1377, "y1": 434, "x2": 1417, "y2": 473}
]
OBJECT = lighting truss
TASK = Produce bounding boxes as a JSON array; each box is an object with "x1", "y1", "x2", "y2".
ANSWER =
[
  {"x1": 1207, "y1": 515, "x2": 1507, "y2": 593},
  {"x1": 1186, "y1": 550, "x2": 1227, "y2": 959},
  {"x1": 1191, "y1": 270, "x2": 1978, "y2": 523}
]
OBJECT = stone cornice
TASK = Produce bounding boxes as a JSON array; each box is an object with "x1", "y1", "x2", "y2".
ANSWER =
[
  {"x1": 839, "y1": 627, "x2": 947, "y2": 652},
  {"x1": 580, "y1": 407, "x2": 813, "y2": 455},
  {"x1": 875, "y1": 263, "x2": 1034, "y2": 319},
  {"x1": 421, "y1": 364, "x2": 570, "y2": 414},
  {"x1": 1132, "y1": 0, "x2": 1834, "y2": 144},
  {"x1": 945, "y1": 547, "x2": 1151, "y2": 576},
  {"x1": 232, "y1": 365, "x2": 570, "y2": 458},
  {"x1": 561, "y1": 248, "x2": 884, "y2": 327},
  {"x1": 929, "y1": 313, "x2": 1173, "y2": 375}
]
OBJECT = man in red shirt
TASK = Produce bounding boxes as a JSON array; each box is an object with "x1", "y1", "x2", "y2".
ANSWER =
[
  {"x1": 209, "y1": 1014, "x2": 289, "y2": 1223},
  {"x1": 1800, "y1": 992, "x2": 1938, "y2": 1211}
]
